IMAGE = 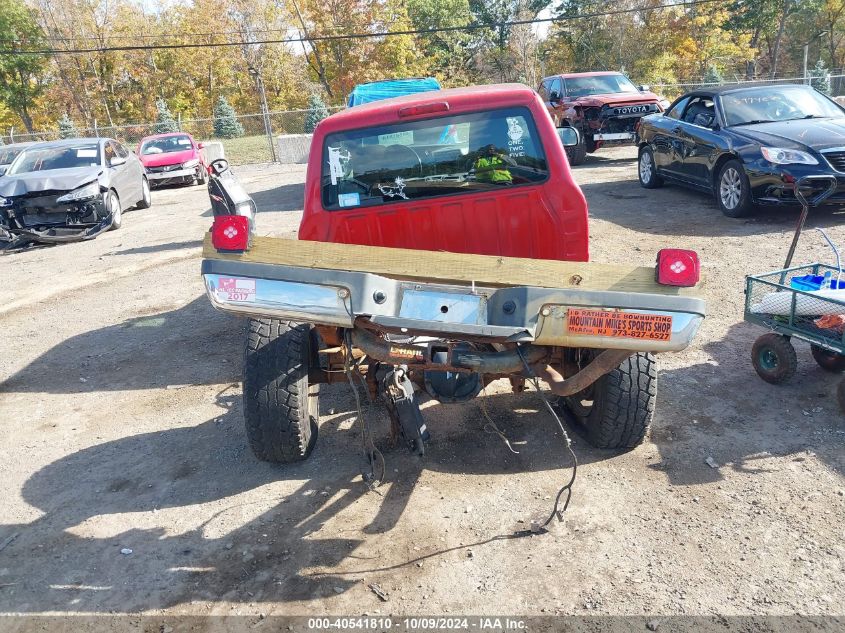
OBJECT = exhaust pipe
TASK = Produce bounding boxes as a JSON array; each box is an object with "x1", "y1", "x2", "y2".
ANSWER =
[
  {"x1": 350, "y1": 328, "x2": 547, "y2": 374},
  {"x1": 533, "y1": 350, "x2": 633, "y2": 397}
]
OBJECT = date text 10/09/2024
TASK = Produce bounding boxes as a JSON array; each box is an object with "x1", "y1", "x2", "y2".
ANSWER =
[{"x1": 306, "y1": 618, "x2": 527, "y2": 631}]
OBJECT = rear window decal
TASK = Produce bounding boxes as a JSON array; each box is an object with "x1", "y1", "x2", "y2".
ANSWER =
[
  {"x1": 378, "y1": 177, "x2": 408, "y2": 200},
  {"x1": 338, "y1": 192, "x2": 360, "y2": 207},
  {"x1": 327, "y1": 146, "x2": 350, "y2": 185},
  {"x1": 506, "y1": 117, "x2": 526, "y2": 157}
]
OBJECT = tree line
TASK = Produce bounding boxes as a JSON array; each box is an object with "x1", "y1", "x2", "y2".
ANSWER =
[{"x1": 0, "y1": 0, "x2": 842, "y2": 136}]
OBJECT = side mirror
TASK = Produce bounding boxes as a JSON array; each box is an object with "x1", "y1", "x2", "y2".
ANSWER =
[
  {"x1": 549, "y1": 91, "x2": 560, "y2": 103},
  {"x1": 557, "y1": 127, "x2": 580, "y2": 148},
  {"x1": 110, "y1": 156, "x2": 127, "y2": 167},
  {"x1": 197, "y1": 142, "x2": 205, "y2": 149},
  {"x1": 638, "y1": 84, "x2": 651, "y2": 92}
]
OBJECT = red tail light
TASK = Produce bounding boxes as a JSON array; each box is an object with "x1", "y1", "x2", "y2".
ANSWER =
[
  {"x1": 398, "y1": 102, "x2": 449, "y2": 118},
  {"x1": 656, "y1": 249, "x2": 700, "y2": 287},
  {"x1": 211, "y1": 215, "x2": 250, "y2": 252}
]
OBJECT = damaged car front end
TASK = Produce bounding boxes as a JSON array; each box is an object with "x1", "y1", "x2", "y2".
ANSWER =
[
  {"x1": 0, "y1": 139, "x2": 129, "y2": 246},
  {"x1": 0, "y1": 180, "x2": 115, "y2": 244}
]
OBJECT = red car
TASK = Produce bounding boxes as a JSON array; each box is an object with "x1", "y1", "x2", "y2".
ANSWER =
[
  {"x1": 539, "y1": 71, "x2": 667, "y2": 165},
  {"x1": 137, "y1": 132, "x2": 207, "y2": 188}
]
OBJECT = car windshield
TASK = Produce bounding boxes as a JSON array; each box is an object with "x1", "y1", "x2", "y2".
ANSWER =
[
  {"x1": 321, "y1": 107, "x2": 548, "y2": 210},
  {"x1": 721, "y1": 86, "x2": 844, "y2": 126},
  {"x1": 0, "y1": 147, "x2": 25, "y2": 165},
  {"x1": 141, "y1": 135, "x2": 193, "y2": 155},
  {"x1": 565, "y1": 74, "x2": 639, "y2": 97},
  {"x1": 8, "y1": 144, "x2": 101, "y2": 174}
]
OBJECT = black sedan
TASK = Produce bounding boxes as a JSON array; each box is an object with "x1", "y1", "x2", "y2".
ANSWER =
[
  {"x1": 0, "y1": 137, "x2": 151, "y2": 244},
  {"x1": 636, "y1": 83, "x2": 845, "y2": 217}
]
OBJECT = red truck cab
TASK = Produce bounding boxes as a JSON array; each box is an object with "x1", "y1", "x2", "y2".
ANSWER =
[{"x1": 299, "y1": 84, "x2": 589, "y2": 262}]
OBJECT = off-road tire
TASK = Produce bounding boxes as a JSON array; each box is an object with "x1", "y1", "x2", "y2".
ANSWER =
[
  {"x1": 717, "y1": 159, "x2": 754, "y2": 218},
  {"x1": 752, "y1": 333, "x2": 797, "y2": 384},
  {"x1": 638, "y1": 146, "x2": 663, "y2": 188},
  {"x1": 810, "y1": 344, "x2": 845, "y2": 372},
  {"x1": 243, "y1": 318, "x2": 319, "y2": 463},
  {"x1": 565, "y1": 352, "x2": 657, "y2": 449},
  {"x1": 565, "y1": 126, "x2": 588, "y2": 166}
]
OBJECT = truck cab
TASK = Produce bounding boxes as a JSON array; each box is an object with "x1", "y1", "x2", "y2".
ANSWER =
[{"x1": 300, "y1": 84, "x2": 589, "y2": 262}]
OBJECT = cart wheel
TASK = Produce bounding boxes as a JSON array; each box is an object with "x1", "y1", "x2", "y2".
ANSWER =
[
  {"x1": 752, "y1": 333, "x2": 797, "y2": 384},
  {"x1": 837, "y1": 379, "x2": 845, "y2": 413},
  {"x1": 810, "y1": 345, "x2": 845, "y2": 373}
]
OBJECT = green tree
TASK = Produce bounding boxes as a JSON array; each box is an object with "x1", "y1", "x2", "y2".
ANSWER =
[
  {"x1": 212, "y1": 96, "x2": 244, "y2": 138},
  {"x1": 57, "y1": 112, "x2": 77, "y2": 139},
  {"x1": 153, "y1": 98, "x2": 180, "y2": 134},
  {"x1": 810, "y1": 58, "x2": 831, "y2": 93},
  {"x1": 702, "y1": 64, "x2": 724, "y2": 85},
  {"x1": 407, "y1": 0, "x2": 475, "y2": 83},
  {"x1": 0, "y1": 0, "x2": 47, "y2": 133},
  {"x1": 304, "y1": 93, "x2": 329, "y2": 133}
]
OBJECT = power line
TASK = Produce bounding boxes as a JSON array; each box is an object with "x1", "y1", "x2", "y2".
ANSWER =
[
  {"x1": 0, "y1": 0, "x2": 728, "y2": 56},
  {"x1": 0, "y1": 0, "x2": 621, "y2": 45}
]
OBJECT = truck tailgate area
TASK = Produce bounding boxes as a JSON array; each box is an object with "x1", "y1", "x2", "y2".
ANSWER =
[{"x1": 202, "y1": 236, "x2": 705, "y2": 352}]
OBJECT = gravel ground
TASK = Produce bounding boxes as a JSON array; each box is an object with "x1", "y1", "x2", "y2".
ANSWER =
[{"x1": 1, "y1": 148, "x2": 843, "y2": 620}]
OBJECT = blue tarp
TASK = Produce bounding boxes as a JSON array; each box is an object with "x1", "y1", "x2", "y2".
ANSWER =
[{"x1": 347, "y1": 78, "x2": 441, "y2": 107}]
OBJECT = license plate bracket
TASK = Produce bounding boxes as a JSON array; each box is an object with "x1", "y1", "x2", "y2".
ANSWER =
[{"x1": 399, "y1": 289, "x2": 486, "y2": 325}]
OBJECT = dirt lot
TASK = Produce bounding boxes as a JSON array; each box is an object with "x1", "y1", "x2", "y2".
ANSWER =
[{"x1": 1, "y1": 148, "x2": 844, "y2": 620}]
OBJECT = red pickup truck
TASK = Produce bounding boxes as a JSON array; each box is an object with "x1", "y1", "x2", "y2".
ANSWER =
[
  {"x1": 201, "y1": 84, "x2": 704, "y2": 472},
  {"x1": 540, "y1": 72, "x2": 667, "y2": 165}
]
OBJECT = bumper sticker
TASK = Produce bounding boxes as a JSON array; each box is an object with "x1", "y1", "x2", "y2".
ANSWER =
[
  {"x1": 216, "y1": 277, "x2": 256, "y2": 302},
  {"x1": 567, "y1": 308, "x2": 672, "y2": 341}
]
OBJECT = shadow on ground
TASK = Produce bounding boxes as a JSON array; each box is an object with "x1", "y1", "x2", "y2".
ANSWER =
[
  {"x1": 0, "y1": 297, "x2": 242, "y2": 393},
  {"x1": 249, "y1": 183, "x2": 305, "y2": 214},
  {"x1": 582, "y1": 179, "x2": 845, "y2": 238},
  {"x1": 107, "y1": 239, "x2": 203, "y2": 256},
  {"x1": 649, "y1": 320, "x2": 845, "y2": 488}
]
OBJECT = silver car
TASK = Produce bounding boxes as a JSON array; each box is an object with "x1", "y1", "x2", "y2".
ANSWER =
[{"x1": 0, "y1": 137, "x2": 152, "y2": 244}]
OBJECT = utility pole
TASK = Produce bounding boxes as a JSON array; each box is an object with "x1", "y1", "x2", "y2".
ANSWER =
[
  {"x1": 804, "y1": 31, "x2": 829, "y2": 85},
  {"x1": 249, "y1": 66, "x2": 277, "y2": 163}
]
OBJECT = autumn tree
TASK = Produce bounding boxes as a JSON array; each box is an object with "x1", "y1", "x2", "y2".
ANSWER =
[{"x1": 0, "y1": 0, "x2": 48, "y2": 133}]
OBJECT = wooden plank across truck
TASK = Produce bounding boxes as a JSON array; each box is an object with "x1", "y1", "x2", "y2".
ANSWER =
[{"x1": 200, "y1": 84, "x2": 706, "y2": 515}]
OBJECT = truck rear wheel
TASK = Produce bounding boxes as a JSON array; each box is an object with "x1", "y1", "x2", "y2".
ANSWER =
[
  {"x1": 243, "y1": 318, "x2": 319, "y2": 463},
  {"x1": 564, "y1": 352, "x2": 656, "y2": 449}
]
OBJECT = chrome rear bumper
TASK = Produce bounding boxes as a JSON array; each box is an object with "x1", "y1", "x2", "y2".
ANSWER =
[{"x1": 201, "y1": 259, "x2": 705, "y2": 352}]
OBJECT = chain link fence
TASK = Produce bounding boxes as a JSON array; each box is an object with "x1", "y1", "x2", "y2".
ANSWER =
[
  {"x1": 1, "y1": 106, "x2": 344, "y2": 165},
  {"x1": 651, "y1": 74, "x2": 845, "y2": 100}
]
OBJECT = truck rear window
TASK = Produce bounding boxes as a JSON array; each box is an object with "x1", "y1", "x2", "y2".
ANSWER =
[{"x1": 321, "y1": 107, "x2": 548, "y2": 210}]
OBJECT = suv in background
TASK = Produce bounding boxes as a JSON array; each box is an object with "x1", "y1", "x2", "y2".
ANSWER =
[{"x1": 539, "y1": 71, "x2": 667, "y2": 165}]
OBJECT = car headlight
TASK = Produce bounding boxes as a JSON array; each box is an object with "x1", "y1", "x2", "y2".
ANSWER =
[
  {"x1": 761, "y1": 147, "x2": 818, "y2": 165},
  {"x1": 0, "y1": 196, "x2": 12, "y2": 207},
  {"x1": 658, "y1": 99, "x2": 671, "y2": 110},
  {"x1": 182, "y1": 159, "x2": 200, "y2": 169},
  {"x1": 56, "y1": 182, "x2": 101, "y2": 203}
]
